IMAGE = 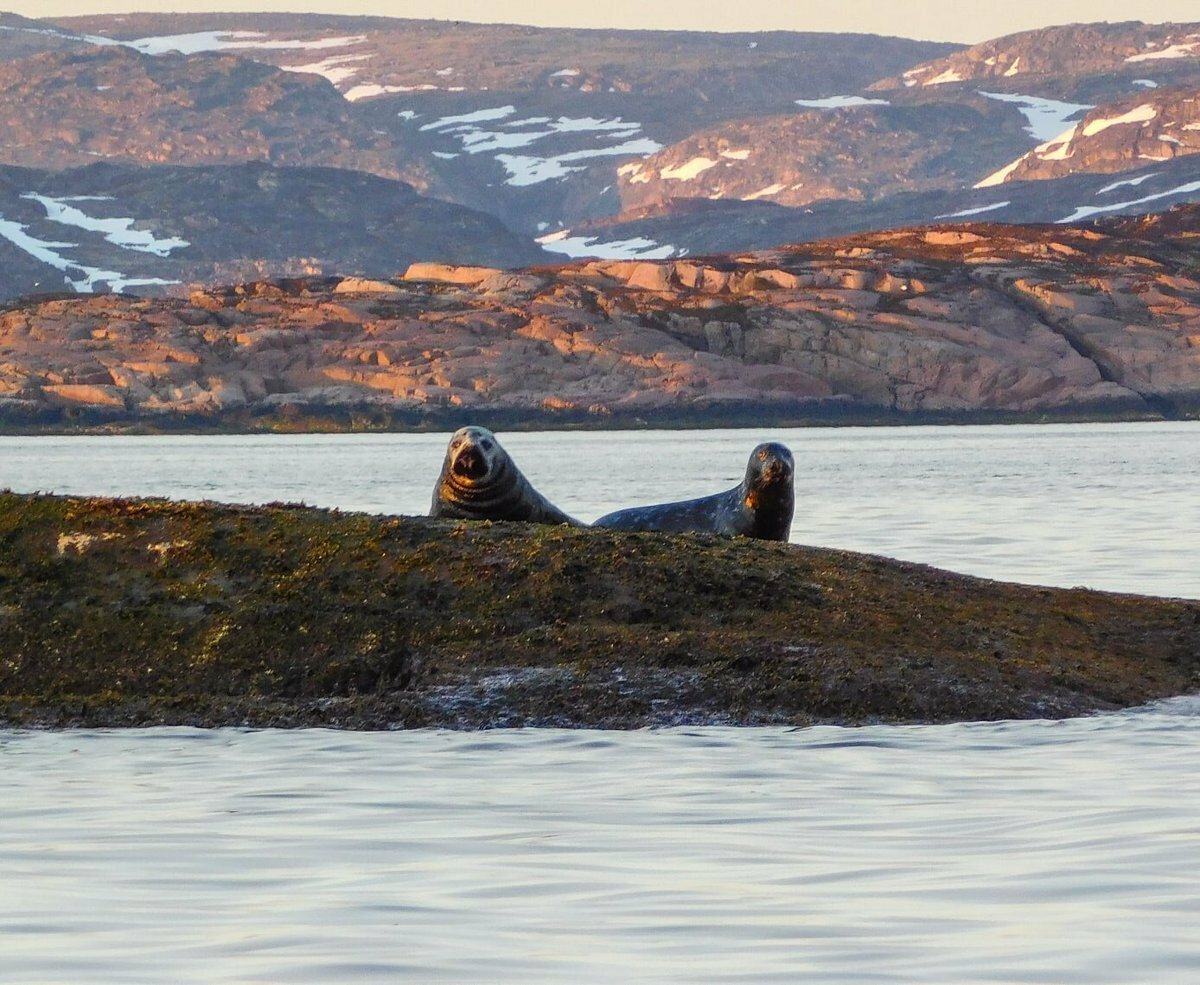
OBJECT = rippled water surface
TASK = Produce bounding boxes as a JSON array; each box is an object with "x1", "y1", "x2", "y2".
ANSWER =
[
  {"x1": 1, "y1": 420, "x2": 1197, "y2": 596},
  {"x1": 3, "y1": 422, "x2": 1199, "y2": 982},
  {"x1": 4, "y1": 702, "x2": 1200, "y2": 984}
]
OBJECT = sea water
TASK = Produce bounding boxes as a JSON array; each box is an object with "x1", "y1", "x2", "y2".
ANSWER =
[
  {"x1": 3, "y1": 704, "x2": 1200, "y2": 984},
  {"x1": 2, "y1": 422, "x2": 1198, "y2": 982},
  {"x1": 1, "y1": 420, "x2": 1197, "y2": 596}
]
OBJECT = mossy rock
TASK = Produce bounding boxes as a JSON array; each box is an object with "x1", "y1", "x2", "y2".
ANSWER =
[{"x1": 1, "y1": 491, "x2": 1197, "y2": 728}]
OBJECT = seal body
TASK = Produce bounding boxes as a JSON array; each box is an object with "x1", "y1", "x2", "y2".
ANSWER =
[
  {"x1": 431, "y1": 426, "x2": 579, "y2": 525},
  {"x1": 592, "y1": 442, "x2": 794, "y2": 541}
]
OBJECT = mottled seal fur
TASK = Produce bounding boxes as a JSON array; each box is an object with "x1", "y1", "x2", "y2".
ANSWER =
[
  {"x1": 592, "y1": 442, "x2": 794, "y2": 540},
  {"x1": 431, "y1": 426, "x2": 579, "y2": 525}
]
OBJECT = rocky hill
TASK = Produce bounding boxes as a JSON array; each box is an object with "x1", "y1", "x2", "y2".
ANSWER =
[
  {"x1": 0, "y1": 45, "x2": 434, "y2": 188},
  {"x1": 0, "y1": 13, "x2": 1198, "y2": 282},
  {"x1": 614, "y1": 97, "x2": 1031, "y2": 213},
  {"x1": 976, "y1": 87, "x2": 1200, "y2": 187},
  {"x1": 871, "y1": 22, "x2": 1200, "y2": 99},
  {"x1": 547, "y1": 156, "x2": 1200, "y2": 259},
  {"x1": 0, "y1": 161, "x2": 546, "y2": 299},
  {"x1": 2, "y1": 210, "x2": 1199, "y2": 429},
  {"x1": 35, "y1": 13, "x2": 953, "y2": 235}
]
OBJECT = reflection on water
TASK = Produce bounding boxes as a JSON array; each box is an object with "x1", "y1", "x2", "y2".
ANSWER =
[
  {"x1": 0, "y1": 421, "x2": 1197, "y2": 596},
  {"x1": 3, "y1": 700, "x2": 1200, "y2": 984}
]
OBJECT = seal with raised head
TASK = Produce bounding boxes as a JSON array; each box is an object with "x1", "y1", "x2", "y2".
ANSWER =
[
  {"x1": 431, "y1": 425, "x2": 579, "y2": 525},
  {"x1": 592, "y1": 441, "x2": 794, "y2": 541}
]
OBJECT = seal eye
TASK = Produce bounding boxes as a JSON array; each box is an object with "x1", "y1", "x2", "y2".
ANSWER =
[{"x1": 481, "y1": 440, "x2": 493, "y2": 451}]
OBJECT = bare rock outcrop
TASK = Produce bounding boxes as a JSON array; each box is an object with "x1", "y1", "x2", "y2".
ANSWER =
[{"x1": 3, "y1": 211, "x2": 1200, "y2": 426}]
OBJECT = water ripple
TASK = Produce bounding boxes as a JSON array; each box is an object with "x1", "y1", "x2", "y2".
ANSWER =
[{"x1": 3, "y1": 708, "x2": 1199, "y2": 983}]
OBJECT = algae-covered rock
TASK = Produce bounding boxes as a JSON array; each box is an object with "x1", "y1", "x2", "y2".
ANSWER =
[{"x1": 0, "y1": 491, "x2": 1197, "y2": 729}]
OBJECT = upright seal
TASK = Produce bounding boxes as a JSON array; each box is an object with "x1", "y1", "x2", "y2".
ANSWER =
[
  {"x1": 431, "y1": 426, "x2": 579, "y2": 525},
  {"x1": 592, "y1": 442, "x2": 794, "y2": 541}
]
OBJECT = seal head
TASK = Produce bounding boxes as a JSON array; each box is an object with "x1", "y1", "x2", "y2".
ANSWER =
[
  {"x1": 592, "y1": 441, "x2": 794, "y2": 541},
  {"x1": 431, "y1": 426, "x2": 579, "y2": 526}
]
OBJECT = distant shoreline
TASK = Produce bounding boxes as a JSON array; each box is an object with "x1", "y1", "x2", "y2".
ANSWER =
[{"x1": 0, "y1": 400, "x2": 1184, "y2": 437}]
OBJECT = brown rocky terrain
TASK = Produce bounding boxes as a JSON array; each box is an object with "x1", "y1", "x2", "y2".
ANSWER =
[
  {"x1": 29, "y1": 12, "x2": 954, "y2": 235},
  {"x1": 52, "y1": 12, "x2": 953, "y2": 124},
  {"x1": 565, "y1": 156, "x2": 1200, "y2": 258},
  {"x1": 977, "y1": 87, "x2": 1200, "y2": 187},
  {"x1": 615, "y1": 98, "x2": 1032, "y2": 212},
  {"x1": 2, "y1": 210, "x2": 1199, "y2": 428},
  {"x1": 0, "y1": 161, "x2": 546, "y2": 299},
  {"x1": 0, "y1": 45, "x2": 435, "y2": 189},
  {"x1": 871, "y1": 22, "x2": 1200, "y2": 100}
]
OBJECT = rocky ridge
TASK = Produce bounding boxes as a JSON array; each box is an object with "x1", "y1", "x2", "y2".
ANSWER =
[
  {"x1": 977, "y1": 87, "x2": 1200, "y2": 186},
  {"x1": 2, "y1": 210, "x2": 1199, "y2": 428},
  {"x1": 0, "y1": 45, "x2": 434, "y2": 188},
  {"x1": 0, "y1": 161, "x2": 546, "y2": 300},
  {"x1": 614, "y1": 98, "x2": 1031, "y2": 213},
  {"x1": 871, "y1": 22, "x2": 1200, "y2": 98}
]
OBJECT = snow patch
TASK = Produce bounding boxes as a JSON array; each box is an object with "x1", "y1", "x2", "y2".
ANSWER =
[
  {"x1": 125, "y1": 31, "x2": 366, "y2": 56},
  {"x1": 660, "y1": 157, "x2": 718, "y2": 181},
  {"x1": 1134, "y1": 79, "x2": 1160, "y2": 88},
  {"x1": 719, "y1": 149, "x2": 751, "y2": 160},
  {"x1": 497, "y1": 138, "x2": 663, "y2": 186},
  {"x1": 435, "y1": 67, "x2": 454, "y2": 76},
  {"x1": 977, "y1": 91, "x2": 1093, "y2": 142},
  {"x1": 1003, "y1": 57, "x2": 1022, "y2": 77},
  {"x1": 1057, "y1": 179, "x2": 1200, "y2": 223},
  {"x1": 924, "y1": 68, "x2": 964, "y2": 86},
  {"x1": 22, "y1": 193, "x2": 188, "y2": 256},
  {"x1": 420, "y1": 106, "x2": 517, "y2": 131},
  {"x1": 935, "y1": 201, "x2": 1011, "y2": 219},
  {"x1": 794, "y1": 95, "x2": 890, "y2": 109},
  {"x1": 343, "y1": 84, "x2": 410, "y2": 102},
  {"x1": 1097, "y1": 172, "x2": 1160, "y2": 195},
  {"x1": 536, "y1": 232, "x2": 675, "y2": 260},
  {"x1": 0, "y1": 213, "x2": 179, "y2": 293},
  {"x1": 280, "y1": 53, "x2": 368, "y2": 85},
  {"x1": 550, "y1": 68, "x2": 580, "y2": 77},
  {"x1": 742, "y1": 183, "x2": 786, "y2": 201},
  {"x1": 1080, "y1": 103, "x2": 1158, "y2": 137},
  {"x1": 1125, "y1": 38, "x2": 1200, "y2": 63},
  {"x1": 974, "y1": 158, "x2": 1023, "y2": 189}
]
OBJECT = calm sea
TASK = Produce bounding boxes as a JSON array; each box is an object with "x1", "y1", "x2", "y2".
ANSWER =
[
  {"x1": 2, "y1": 422, "x2": 1198, "y2": 983},
  {"x1": 1, "y1": 420, "x2": 1197, "y2": 596}
]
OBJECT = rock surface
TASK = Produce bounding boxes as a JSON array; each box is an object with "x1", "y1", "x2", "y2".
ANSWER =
[
  {"x1": 2, "y1": 492, "x2": 1197, "y2": 729},
  {"x1": 977, "y1": 88, "x2": 1200, "y2": 187},
  {"x1": 617, "y1": 98, "x2": 1031, "y2": 211},
  {"x1": 871, "y1": 22, "x2": 1200, "y2": 97},
  {"x1": 0, "y1": 161, "x2": 547, "y2": 300},
  {"x1": 2, "y1": 210, "x2": 1200, "y2": 427}
]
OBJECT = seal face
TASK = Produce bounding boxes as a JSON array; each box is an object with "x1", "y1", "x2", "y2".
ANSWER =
[
  {"x1": 431, "y1": 426, "x2": 579, "y2": 525},
  {"x1": 592, "y1": 441, "x2": 794, "y2": 541}
]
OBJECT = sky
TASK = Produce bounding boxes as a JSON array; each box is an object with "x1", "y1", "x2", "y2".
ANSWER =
[{"x1": 17, "y1": 0, "x2": 1200, "y2": 43}]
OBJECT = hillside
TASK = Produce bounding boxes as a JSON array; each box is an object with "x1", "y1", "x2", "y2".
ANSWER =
[
  {"x1": 0, "y1": 161, "x2": 546, "y2": 299},
  {"x1": 0, "y1": 14, "x2": 1196, "y2": 291},
  {"x1": 2, "y1": 210, "x2": 1199, "y2": 429}
]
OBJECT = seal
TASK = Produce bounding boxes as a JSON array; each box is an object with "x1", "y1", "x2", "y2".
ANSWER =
[
  {"x1": 592, "y1": 441, "x2": 794, "y2": 541},
  {"x1": 431, "y1": 425, "x2": 579, "y2": 525}
]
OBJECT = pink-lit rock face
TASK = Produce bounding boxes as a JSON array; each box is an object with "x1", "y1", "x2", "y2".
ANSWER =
[{"x1": 4, "y1": 211, "x2": 1200, "y2": 427}]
